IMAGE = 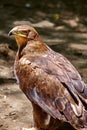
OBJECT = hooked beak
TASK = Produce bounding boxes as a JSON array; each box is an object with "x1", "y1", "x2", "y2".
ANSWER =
[
  {"x1": 8, "y1": 29, "x2": 27, "y2": 38},
  {"x1": 8, "y1": 29, "x2": 15, "y2": 36},
  {"x1": 8, "y1": 29, "x2": 16, "y2": 36},
  {"x1": 8, "y1": 27, "x2": 18, "y2": 36}
]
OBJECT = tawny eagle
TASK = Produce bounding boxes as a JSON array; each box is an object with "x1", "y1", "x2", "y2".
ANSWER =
[{"x1": 9, "y1": 25, "x2": 87, "y2": 130}]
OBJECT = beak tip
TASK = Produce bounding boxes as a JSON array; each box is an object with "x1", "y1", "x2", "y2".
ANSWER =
[{"x1": 8, "y1": 31, "x2": 13, "y2": 36}]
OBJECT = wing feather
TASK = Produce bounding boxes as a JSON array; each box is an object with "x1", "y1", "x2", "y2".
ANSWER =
[
  {"x1": 48, "y1": 52, "x2": 87, "y2": 102},
  {"x1": 16, "y1": 53, "x2": 87, "y2": 128}
]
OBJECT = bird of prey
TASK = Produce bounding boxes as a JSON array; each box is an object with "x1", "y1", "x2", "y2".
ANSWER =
[{"x1": 9, "y1": 25, "x2": 87, "y2": 130}]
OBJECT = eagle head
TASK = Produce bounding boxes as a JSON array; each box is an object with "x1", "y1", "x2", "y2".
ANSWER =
[{"x1": 8, "y1": 25, "x2": 38, "y2": 49}]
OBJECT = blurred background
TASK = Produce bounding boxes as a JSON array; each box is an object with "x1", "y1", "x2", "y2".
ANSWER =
[{"x1": 0, "y1": 0, "x2": 87, "y2": 130}]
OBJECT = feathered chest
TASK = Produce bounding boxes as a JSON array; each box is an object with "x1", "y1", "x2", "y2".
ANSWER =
[{"x1": 14, "y1": 56, "x2": 38, "y2": 91}]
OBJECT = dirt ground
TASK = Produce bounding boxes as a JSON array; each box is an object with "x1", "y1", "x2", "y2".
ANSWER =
[
  {"x1": 0, "y1": 1, "x2": 87, "y2": 130},
  {"x1": 0, "y1": 83, "x2": 33, "y2": 130}
]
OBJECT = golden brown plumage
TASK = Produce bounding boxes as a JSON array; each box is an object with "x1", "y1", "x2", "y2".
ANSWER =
[{"x1": 9, "y1": 25, "x2": 87, "y2": 130}]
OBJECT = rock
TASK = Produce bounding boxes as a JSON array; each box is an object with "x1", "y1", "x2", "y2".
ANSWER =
[
  {"x1": 0, "y1": 65, "x2": 14, "y2": 79},
  {"x1": 0, "y1": 43, "x2": 16, "y2": 81},
  {"x1": 13, "y1": 20, "x2": 54, "y2": 28},
  {"x1": 70, "y1": 43, "x2": 87, "y2": 51},
  {"x1": 0, "y1": 43, "x2": 16, "y2": 61}
]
